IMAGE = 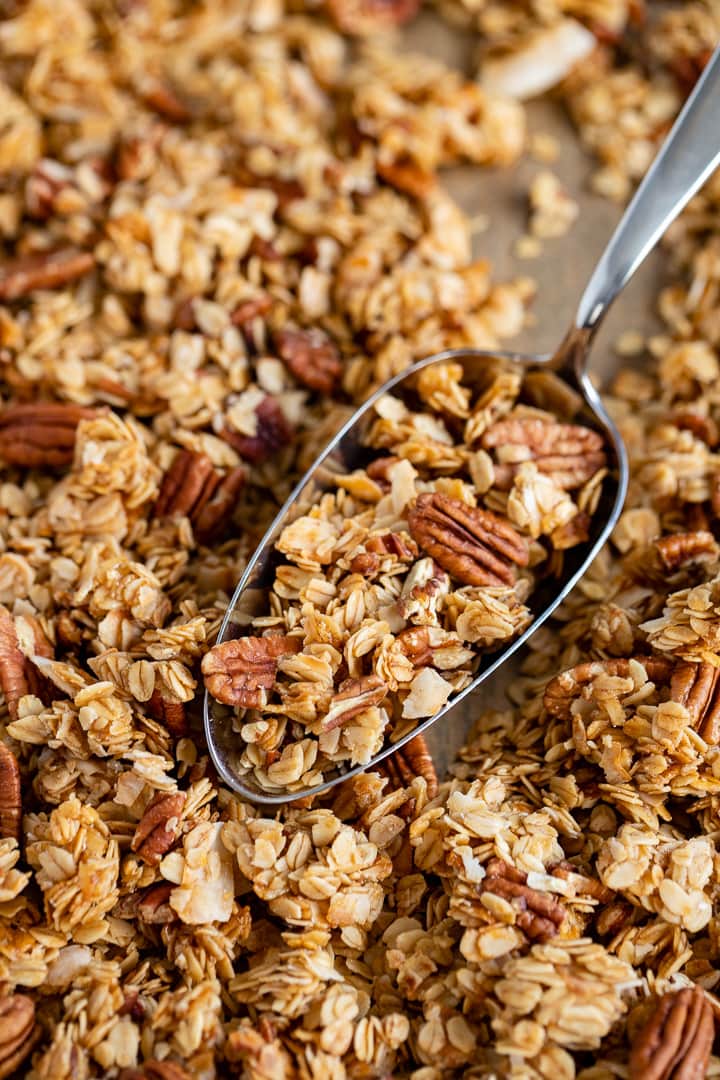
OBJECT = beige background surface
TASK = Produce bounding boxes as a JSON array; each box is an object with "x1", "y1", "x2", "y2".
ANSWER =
[{"x1": 404, "y1": 15, "x2": 665, "y2": 773}]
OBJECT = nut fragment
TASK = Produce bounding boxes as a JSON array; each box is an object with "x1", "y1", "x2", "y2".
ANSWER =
[
  {"x1": 481, "y1": 858, "x2": 565, "y2": 942},
  {"x1": 131, "y1": 791, "x2": 186, "y2": 866},
  {"x1": 119, "y1": 1062, "x2": 191, "y2": 1080},
  {"x1": 0, "y1": 247, "x2": 95, "y2": 301},
  {"x1": 379, "y1": 734, "x2": 438, "y2": 798},
  {"x1": 629, "y1": 986, "x2": 714, "y2": 1080},
  {"x1": 0, "y1": 403, "x2": 96, "y2": 468},
  {"x1": 154, "y1": 450, "x2": 245, "y2": 541},
  {"x1": 654, "y1": 531, "x2": 718, "y2": 571},
  {"x1": 322, "y1": 674, "x2": 389, "y2": 732},
  {"x1": 670, "y1": 660, "x2": 720, "y2": 745},
  {"x1": 0, "y1": 994, "x2": 39, "y2": 1080},
  {"x1": 221, "y1": 396, "x2": 293, "y2": 465},
  {"x1": 146, "y1": 689, "x2": 188, "y2": 738},
  {"x1": 408, "y1": 492, "x2": 529, "y2": 586},
  {"x1": 543, "y1": 657, "x2": 673, "y2": 719},
  {"x1": 276, "y1": 328, "x2": 342, "y2": 395},
  {"x1": 136, "y1": 882, "x2": 177, "y2": 925},
  {"x1": 481, "y1": 416, "x2": 607, "y2": 490},
  {"x1": 0, "y1": 744, "x2": 21, "y2": 843},
  {"x1": 202, "y1": 634, "x2": 302, "y2": 708}
]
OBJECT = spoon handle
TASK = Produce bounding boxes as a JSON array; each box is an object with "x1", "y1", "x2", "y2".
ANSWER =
[{"x1": 574, "y1": 45, "x2": 720, "y2": 337}]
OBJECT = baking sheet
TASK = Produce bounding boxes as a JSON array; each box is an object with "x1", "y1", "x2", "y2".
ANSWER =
[{"x1": 403, "y1": 14, "x2": 665, "y2": 774}]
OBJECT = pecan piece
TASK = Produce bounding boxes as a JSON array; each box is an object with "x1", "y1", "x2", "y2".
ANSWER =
[
  {"x1": 276, "y1": 328, "x2": 342, "y2": 395},
  {"x1": 349, "y1": 532, "x2": 418, "y2": 575},
  {"x1": 231, "y1": 295, "x2": 272, "y2": 329},
  {"x1": 481, "y1": 858, "x2": 565, "y2": 943},
  {"x1": 119, "y1": 1062, "x2": 191, "y2": 1080},
  {"x1": 154, "y1": 449, "x2": 245, "y2": 541},
  {"x1": 379, "y1": 734, "x2": 438, "y2": 798},
  {"x1": 221, "y1": 396, "x2": 293, "y2": 465},
  {"x1": 377, "y1": 158, "x2": 436, "y2": 200},
  {"x1": 481, "y1": 416, "x2": 607, "y2": 490},
  {"x1": 408, "y1": 492, "x2": 528, "y2": 587},
  {"x1": 202, "y1": 634, "x2": 302, "y2": 708},
  {"x1": 146, "y1": 689, "x2": 188, "y2": 738},
  {"x1": 0, "y1": 993, "x2": 40, "y2": 1080},
  {"x1": 629, "y1": 986, "x2": 714, "y2": 1080},
  {"x1": 595, "y1": 898, "x2": 634, "y2": 939},
  {"x1": 322, "y1": 674, "x2": 388, "y2": 732},
  {"x1": 543, "y1": 657, "x2": 674, "y2": 720},
  {"x1": 136, "y1": 882, "x2": 177, "y2": 924},
  {"x1": 139, "y1": 80, "x2": 191, "y2": 123},
  {"x1": 0, "y1": 606, "x2": 53, "y2": 719},
  {"x1": 670, "y1": 660, "x2": 720, "y2": 744},
  {"x1": 672, "y1": 411, "x2": 719, "y2": 448},
  {"x1": 654, "y1": 531, "x2": 718, "y2": 572},
  {"x1": 0, "y1": 744, "x2": 21, "y2": 843},
  {"x1": 0, "y1": 247, "x2": 95, "y2": 301},
  {"x1": 131, "y1": 791, "x2": 186, "y2": 866},
  {"x1": 0, "y1": 402, "x2": 96, "y2": 468},
  {"x1": 326, "y1": 0, "x2": 419, "y2": 34}
]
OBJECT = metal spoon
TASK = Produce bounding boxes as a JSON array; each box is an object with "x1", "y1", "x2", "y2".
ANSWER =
[{"x1": 205, "y1": 46, "x2": 720, "y2": 806}]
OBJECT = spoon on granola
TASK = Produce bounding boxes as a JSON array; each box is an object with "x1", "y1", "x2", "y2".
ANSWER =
[{"x1": 203, "y1": 47, "x2": 720, "y2": 805}]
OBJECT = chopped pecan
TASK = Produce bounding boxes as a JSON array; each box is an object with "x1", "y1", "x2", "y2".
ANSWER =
[
  {"x1": 326, "y1": 0, "x2": 420, "y2": 34},
  {"x1": 349, "y1": 532, "x2": 418, "y2": 575},
  {"x1": 231, "y1": 295, "x2": 272, "y2": 329},
  {"x1": 654, "y1": 531, "x2": 718, "y2": 572},
  {"x1": 0, "y1": 993, "x2": 40, "y2": 1080},
  {"x1": 670, "y1": 660, "x2": 720, "y2": 744},
  {"x1": 0, "y1": 402, "x2": 96, "y2": 468},
  {"x1": 146, "y1": 689, "x2": 188, "y2": 738},
  {"x1": 595, "y1": 898, "x2": 634, "y2": 939},
  {"x1": 366, "y1": 456, "x2": 401, "y2": 486},
  {"x1": 0, "y1": 247, "x2": 95, "y2": 301},
  {"x1": 0, "y1": 606, "x2": 53, "y2": 720},
  {"x1": 136, "y1": 882, "x2": 177, "y2": 924},
  {"x1": 202, "y1": 634, "x2": 302, "y2": 708},
  {"x1": 629, "y1": 986, "x2": 714, "y2": 1080},
  {"x1": 379, "y1": 734, "x2": 438, "y2": 798},
  {"x1": 548, "y1": 860, "x2": 614, "y2": 903},
  {"x1": 119, "y1": 1062, "x2": 191, "y2": 1080},
  {"x1": 322, "y1": 674, "x2": 388, "y2": 732},
  {"x1": 408, "y1": 492, "x2": 528, "y2": 587},
  {"x1": 543, "y1": 657, "x2": 674, "y2": 720},
  {"x1": 131, "y1": 791, "x2": 186, "y2": 866},
  {"x1": 397, "y1": 627, "x2": 434, "y2": 668},
  {"x1": 377, "y1": 158, "x2": 436, "y2": 200},
  {"x1": 481, "y1": 416, "x2": 607, "y2": 490},
  {"x1": 154, "y1": 449, "x2": 245, "y2": 541},
  {"x1": 221, "y1": 396, "x2": 293, "y2": 465},
  {"x1": 672, "y1": 411, "x2": 719, "y2": 448},
  {"x1": 0, "y1": 744, "x2": 21, "y2": 844},
  {"x1": 139, "y1": 80, "x2": 191, "y2": 123},
  {"x1": 481, "y1": 858, "x2": 565, "y2": 943},
  {"x1": 550, "y1": 511, "x2": 591, "y2": 550},
  {"x1": 275, "y1": 328, "x2": 342, "y2": 395}
]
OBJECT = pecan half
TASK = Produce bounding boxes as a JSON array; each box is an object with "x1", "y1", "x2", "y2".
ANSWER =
[
  {"x1": 654, "y1": 531, "x2": 718, "y2": 572},
  {"x1": 146, "y1": 689, "x2": 188, "y2": 738},
  {"x1": 629, "y1": 986, "x2": 714, "y2": 1080},
  {"x1": 0, "y1": 402, "x2": 96, "y2": 468},
  {"x1": 670, "y1": 660, "x2": 720, "y2": 744},
  {"x1": 0, "y1": 247, "x2": 95, "y2": 301},
  {"x1": 131, "y1": 791, "x2": 186, "y2": 866},
  {"x1": 408, "y1": 492, "x2": 528, "y2": 587},
  {"x1": 0, "y1": 744, "x2": 21, "y2": 843},
  {"x1": 481, "y1": 858, "x2": 565, "y2": 943},
  {"x1": 119, "y1": 1062, "x2": 191, "y2": 1080},
  {"x1": 0, "y1": 993, "x2": 40, "y2": 1080},
  {"x1": 379, "y1": 734, "x2": 438, "y2": 798},
  {"x1": 0, "y1": 606, "x2": 53, "y2": 720},
  {"x1": 543, "y1": 657, "x2": 674, "y2": 720},
  {"x1": 154, "y1": 450, "x2": 245, "y2": 541},
  {"x1": 326, "y1": 0, "x2": 420, "y2": 34},
  {"x1": 221, "y1": 396, "x2": 293, "y2": 465},
  {"x1": 202, "y1": 634, "x2": 302, "y2": 708},
  {"x1": 481, "y1": 416, "x2": 607, "y2": 490},
  {"x1": 276, "y1": 328, "x2": 342, "y2": 395},
  {"x1": 322, "y1": 674, "x2": 388, "y2": 732}
]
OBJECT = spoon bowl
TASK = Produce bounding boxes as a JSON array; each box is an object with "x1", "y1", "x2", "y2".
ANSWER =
[{"x1": 204, "y1": 46, "x2": 720, "y2": 805}]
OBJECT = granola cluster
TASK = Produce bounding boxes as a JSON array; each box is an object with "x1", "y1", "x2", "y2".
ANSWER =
[
  {"x1": 1, "y1": 0, "x2": 720, "y2": 1078},
  {"x1": 203, "y1": 364, "x2": 607, "y2": 791}
]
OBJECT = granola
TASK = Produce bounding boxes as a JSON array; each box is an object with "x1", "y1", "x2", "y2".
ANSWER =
[
  {"x1": 203, "y1": 365, "x2": 606, "y2": 791},
  {"x1": 0, "y1": 0, "x2": 720, "y2": 1076}
]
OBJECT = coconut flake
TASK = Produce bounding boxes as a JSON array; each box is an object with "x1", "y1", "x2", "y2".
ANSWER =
[{"x1": 480, "y1": 20, "x2": 596, "y2": 101}]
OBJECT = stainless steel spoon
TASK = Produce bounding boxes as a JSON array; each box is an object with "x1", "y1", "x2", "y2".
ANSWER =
[{"x1": 205, "y1": 46, "x2": 720, "y2": 806}]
